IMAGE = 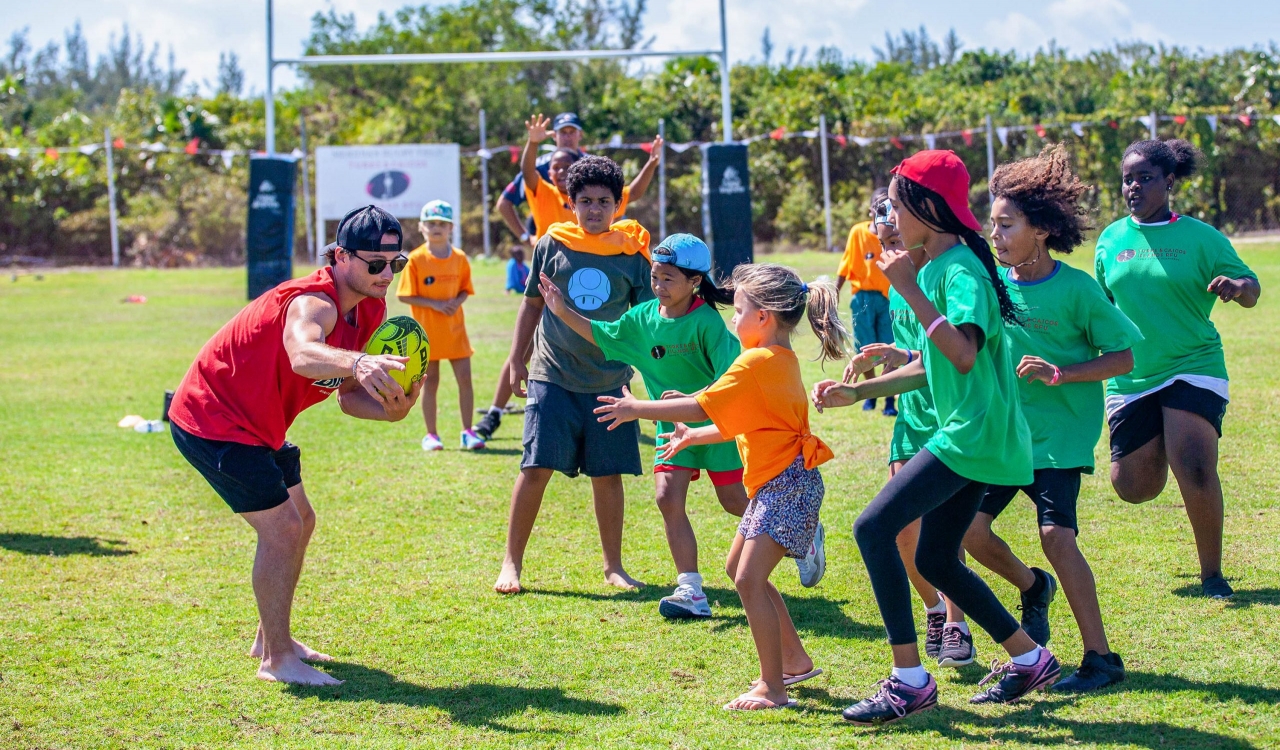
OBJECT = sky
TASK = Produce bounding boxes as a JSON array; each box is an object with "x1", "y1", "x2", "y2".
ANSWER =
[{"x1": 9, "y1": 0, "x2": 1278, "y2": 95}]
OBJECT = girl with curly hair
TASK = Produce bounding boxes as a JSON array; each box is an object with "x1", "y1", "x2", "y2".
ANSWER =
[{"x1": 961, "y1": 144, "x2": 1142, "y2": 693}]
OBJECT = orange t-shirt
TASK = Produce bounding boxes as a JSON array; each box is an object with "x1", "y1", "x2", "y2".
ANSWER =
[
  {"x1": 837, "y1": 221, "x2": 890, "y2": 296},
  {"x1": 396, "y1": 245, "x2": 476, "y2": 361},
  {"x1": 525, "y1": 177, "x2": 630, "y2": 237},
  {"x1": 695, "y1": 346, "x2": 833, "y2": 496}
]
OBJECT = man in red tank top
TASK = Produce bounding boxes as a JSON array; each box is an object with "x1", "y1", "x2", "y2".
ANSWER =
[{"x1": 171, "y1": 206, "x2": 421, "y2": 686}]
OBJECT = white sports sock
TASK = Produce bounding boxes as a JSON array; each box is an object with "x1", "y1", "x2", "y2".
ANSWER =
[
  {"x1": 924, "y1": 598, "x2": 947, "y2": 615},
  {"x1": 945, "y1": 621, "x2": 970, "y2": 635},
  {"x1": 676, "y1": 572, "x2": 703, "y2": 590},
  {"x1": 891, "y1": 665, "x2": 929, "y2": 688},
  {"x1": 487, "y1": 405, "x2": 503, "y2": 415},
  {"x1": 1011, "y1": 645, "x2": 1041, "y2": 666}
]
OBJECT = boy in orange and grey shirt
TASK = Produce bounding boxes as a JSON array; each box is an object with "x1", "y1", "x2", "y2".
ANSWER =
[
  {"x1": 396, "y1": 200, "x2": 485, "y2": 451},
  {"x1": 835, "y1": 188, "x2": 896, "y2": 416}
]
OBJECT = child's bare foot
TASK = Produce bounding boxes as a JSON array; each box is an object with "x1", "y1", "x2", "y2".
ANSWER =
[
  {"x1": 257, "y1": 655, "x2": 343, "y2": 686},
  {"x1": 604, "y1": 568, "x2": 645, "y2": 590},
  {"x1": 723, "y1": 684, "x2": 791, "y2": 711},
  {"x1": 249, "y1": 632, "x2": 333, "y2": 662},
  {"x1": 494, "y1": 560, "x2": 522, "y2": 594}
]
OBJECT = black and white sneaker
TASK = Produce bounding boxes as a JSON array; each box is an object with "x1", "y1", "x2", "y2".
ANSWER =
[
  {"x1": 1052, "y1": 650, "x2": 1125, "y2": 693},
  {"x1": 924, "y1": 610, "x2": 946, "y2": 660},
  {"x1": 937, "y1": 623, "x2": 975, "y2": 668},
  {"x1": 474, "y1": 409, "x2": 502, "y2": 441},
  {"x1": 1202, "y1": 574, "x2": 1234, "y2": 600},
  {"x1": 1019, "y1": 567, "x2": 1057, "y2": 647}
]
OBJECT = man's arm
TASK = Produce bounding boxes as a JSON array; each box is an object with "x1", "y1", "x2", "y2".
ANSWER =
[
  {"x1": 496, "y1": 195, "x2": 531, "y2": 244},
  {"x1": 506, "y1": 296, "x2": 545, "y2": 398},
  {"x1": 283, "y1": 293, "x2": 416, "y2": 417}
]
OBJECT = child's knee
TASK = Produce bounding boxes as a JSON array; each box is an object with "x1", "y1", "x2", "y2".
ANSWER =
[{"x1": 1039, "y1": 524, "x2": 1078, "y2": 556}]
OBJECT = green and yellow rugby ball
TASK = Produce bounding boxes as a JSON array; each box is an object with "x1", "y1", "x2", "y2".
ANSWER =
[{"x1": 365, "y1": 315, "x2": 430, "y2": 392}]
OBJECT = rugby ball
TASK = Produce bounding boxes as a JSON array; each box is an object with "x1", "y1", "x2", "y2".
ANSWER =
[{"x1": 365, "y1": 315, "x2": 430, "y2": 392}]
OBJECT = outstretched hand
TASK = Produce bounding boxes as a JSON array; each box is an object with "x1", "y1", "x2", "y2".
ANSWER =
[
  {"x1": 647, "y1": 135, "x2": 665, "y2": 161},
  {"x1": 811, "y1": 378, "x2": 859, "y2": 413},
  {"x1": 525, "y1": 113, "x2": 552, "y2": 143},
  {"x1": 538, "y1": 272, "x2": 567, "y2": 317},
  {"x1": 656, "y1": 422, "x2": 693, "y2": 461},
  {"x1": 594, "y1": 386, "x2": 641, "y2": 430}
]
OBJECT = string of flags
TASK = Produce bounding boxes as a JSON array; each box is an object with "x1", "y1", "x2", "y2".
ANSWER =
[
  {"x1": 462, "y1": 112, "x2": 1280, "y2": 160},
  {"x1": 2, "y1": 112, "x2": 1274, "y2": 166}
]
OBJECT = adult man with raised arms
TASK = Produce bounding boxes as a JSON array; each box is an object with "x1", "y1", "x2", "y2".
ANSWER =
[{"x1": 169, "y1": 205, "x2": 421, "y2": 686}]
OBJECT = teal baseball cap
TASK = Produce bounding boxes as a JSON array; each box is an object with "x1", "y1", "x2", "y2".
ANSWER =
[
  {"x1": 652, "y1": 234, "x2": 712, "y2": 274},
  {"x1": 420, "y1": 200, "x2": 454, "y2": 223}
]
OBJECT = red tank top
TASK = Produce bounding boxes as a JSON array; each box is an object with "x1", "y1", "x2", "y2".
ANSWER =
[{"x1": 170, "y1": 267, "x2": 386, "y2": 449}]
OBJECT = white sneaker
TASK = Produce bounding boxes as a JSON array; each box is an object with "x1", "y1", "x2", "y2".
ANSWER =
[
  {"x1": 421, "y1": 433, "x2": 444, "y2": 451},
  {"x1": 796, "y1": 522, "x2": 826, "y2": 588},
  {"x1": 659, "y1": 583, "x2": 712, "y2": 619}
]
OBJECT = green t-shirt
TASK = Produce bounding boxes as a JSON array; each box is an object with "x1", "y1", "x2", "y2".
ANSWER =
[
  {"x1": 592, "y1": 298, "x2": 743, "y2": 472},
  {"x1": 1001, "y1": 262, "x2": 1143, "y2": 473},
  {"x1": 917, "y1": 245, "x2": 1033, "y2": 486},
  {"x1": 1094, "y1": 215, "x2": 1255, "y2": 396},
  {"x1": 887, "y1": 288, "x2": 938, "y2": 463},
  {"x1": 526, "y1": 236, "x2": 654, "y2": 393}
]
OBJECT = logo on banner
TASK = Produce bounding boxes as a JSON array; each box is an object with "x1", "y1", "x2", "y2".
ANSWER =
[
  {"x1": 367, "y1": 170, "x2": 412, "y2": 200},
  {"x1": 251, "y1": 180, "x2": 281, "y2": 212},
  {"x1": 718, "y1": 167, "x2": 746, "y2": 195}
]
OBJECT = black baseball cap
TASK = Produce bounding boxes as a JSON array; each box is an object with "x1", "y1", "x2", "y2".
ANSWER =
[
  {"x1": 335, "y1": 205, "x2": 402, "y2": 252},
  {"x1": 552, "y1": 112, "x2": 584, "y2": 132}
]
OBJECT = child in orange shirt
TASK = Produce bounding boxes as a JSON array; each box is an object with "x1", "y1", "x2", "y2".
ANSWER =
[
  {"x1": 595, "y1": 264, "x2": 852, "y2": 712},
  {"x1": 396, "y1": 200, "x2": 484, "y2": 451}
]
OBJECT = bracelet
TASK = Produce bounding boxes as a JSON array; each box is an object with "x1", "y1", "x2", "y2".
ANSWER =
[
  {"x1": 352, "y1": 353, "x2": 367, "y2": 377},
  {"x1": 1049, "y1": 366, "x2": 1062, "y2": 386},
  {"x1": 904, "y1": 349, "x2": 913, "y2": 365},
  {"x1": 925, "y1": 315, "x2": 947, "y2": 338}
]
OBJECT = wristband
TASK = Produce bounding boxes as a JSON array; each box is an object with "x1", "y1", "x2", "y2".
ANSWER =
[
  {"x1": 352, "y1": 353, "x2": 367, "y2": 377},
  {"x1": 925, "y1": 315, "x2": 947, "y2": 338},
  {"x1": 904, "y1": 349, "x2": 913, "y2": 365},
  {"x1": 520, "y1": 232, "x2": 531, "y2": 242},
  {"x1": 1049, "y1": 366, "x2": 1062, "y2": 386}
]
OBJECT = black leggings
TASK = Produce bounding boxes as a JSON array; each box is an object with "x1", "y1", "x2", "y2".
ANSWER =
[{"x1": 854, "y1": 448, "x2": 1021, "y2": 646}]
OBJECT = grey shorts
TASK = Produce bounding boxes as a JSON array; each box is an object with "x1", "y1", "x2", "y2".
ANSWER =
[
  {"x1": 738, "y1": 456, "x2": 825, "y2": 558},
  {"x1": 521, "y1": 380, "x2": 643, "y2": 478}
]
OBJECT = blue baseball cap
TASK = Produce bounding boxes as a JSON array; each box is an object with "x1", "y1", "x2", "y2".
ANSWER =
[
  {"x1": 420, "y1": 200, "x2": 453, "y2": 223},
  {"x1": 652, "y1": 234, "x2": 711, "y2": 274},
  {"x1": 552, "y1": 112, "x2": 585, "y2": 132}
]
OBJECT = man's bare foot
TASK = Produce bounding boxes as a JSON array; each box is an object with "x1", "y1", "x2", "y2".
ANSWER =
[
  {"x1": 604, "y1": 568, "x2": 645, "y2": 590},
  {"x1": 249, "y1": 633, "x2": 333, "y2": 662},
  {"x1": 257, "y1": 655, "x2": 343, "y2": 686},
  {"x1": 494, "y1": 560, "x2": 522, "y2": 594}
]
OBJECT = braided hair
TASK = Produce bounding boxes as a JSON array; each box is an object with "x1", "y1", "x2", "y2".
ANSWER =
[{"x1": 893, "y1": 174, "x2": 1022, "y2": 325}]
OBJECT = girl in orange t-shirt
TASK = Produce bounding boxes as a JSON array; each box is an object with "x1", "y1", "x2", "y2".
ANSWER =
[
  {"x1": 595, "y1": 263, "x2": 851, "y2": 713},
  {"x1": 396, "y1": 200, "x2": 483, "y2": 452}
]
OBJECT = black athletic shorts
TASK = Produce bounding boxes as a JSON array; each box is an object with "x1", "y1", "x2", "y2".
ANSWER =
[
  {"x1": 979, "y1": 468, "x2": 1084, "y2": 534},
  {"x1": 171, "y1": 422, "x2": 302, "y2": 514},
  {"x1": 1108, "y1": 380, "x2": 1227, "y2": 462},
  {"x1": 521, "y1": 380, "x2": 642, "y2": 478}
]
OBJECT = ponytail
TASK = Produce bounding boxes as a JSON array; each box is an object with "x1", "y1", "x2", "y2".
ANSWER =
[
  {"x1": 730, "y1": 264, "x2": 853, "y2": 366},
  {"x1": 803, "y1": 278, "x2": 854, "y2": 365},
  {"x1": 676, "y1": 267, "x2": 735, "y2": 309},
  {"x1": 895, "y1": 175, "x2": 1023, "y2": 326}
]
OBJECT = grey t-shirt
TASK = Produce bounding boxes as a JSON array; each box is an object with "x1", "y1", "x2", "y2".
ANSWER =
[{"x1": 526, "y1": 235, "x2": 654, "y2": 393}]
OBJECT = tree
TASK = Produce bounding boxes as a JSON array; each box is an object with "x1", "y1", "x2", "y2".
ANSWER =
[{"x1": 216, "y1": 52, "x2": 244, "y2": 97}]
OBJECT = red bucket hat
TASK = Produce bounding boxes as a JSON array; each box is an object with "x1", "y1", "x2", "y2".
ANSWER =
[{"x1": 890, "y1": 150, "x2": 981, "y2": 232}]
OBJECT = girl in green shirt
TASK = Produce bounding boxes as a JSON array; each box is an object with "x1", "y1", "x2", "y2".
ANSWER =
[
  {"x1": 963, "y1": 144, "x2": 1142, "y2": 694},
  {"x1": 1096, "y1": 139, "x2": 1261, "y2": 600},
  {"x1": 814, "y1": 151, "x2": 1057, "y2": 724}
]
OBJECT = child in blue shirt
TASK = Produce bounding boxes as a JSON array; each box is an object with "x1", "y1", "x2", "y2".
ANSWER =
[{"x1": 506, "y1": 246, "x2": 530, "y2": 293}]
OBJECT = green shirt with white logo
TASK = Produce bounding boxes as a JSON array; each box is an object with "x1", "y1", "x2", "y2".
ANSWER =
[
  {"x1": 592, "y1": 298, "x2": 743, "y2": 472},
  {"x1": 1094, "y1": 215, "x2": 1255, "y2": 396},
  {"x1": 1001, "y1": 262, "x2": 1143, "y2": 473},
  {"x1": 888, "y1": 288, "x2": 938, "y2": 463},
  {"x1": 918, "y1": 245, "x2": 1033, "y2": 486}
]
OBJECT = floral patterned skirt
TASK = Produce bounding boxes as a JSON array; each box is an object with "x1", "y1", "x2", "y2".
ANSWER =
[{"x1": 737, "y1": 456, "x2": 824, "y2": 558}]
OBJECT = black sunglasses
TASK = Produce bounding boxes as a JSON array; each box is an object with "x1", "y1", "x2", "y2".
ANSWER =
[{"x1": 347, "y1": 248, "x2": 408, "y2": 274}]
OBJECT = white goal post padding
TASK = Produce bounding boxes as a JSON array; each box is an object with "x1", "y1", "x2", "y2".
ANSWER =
[{"x1": 315, "y1": 144, "x2": 463, "y2": 254}]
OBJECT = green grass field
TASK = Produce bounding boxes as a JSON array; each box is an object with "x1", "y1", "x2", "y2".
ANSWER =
[{"x1": 3, "y1": 248, "x2": 1280, "y2": 749}]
